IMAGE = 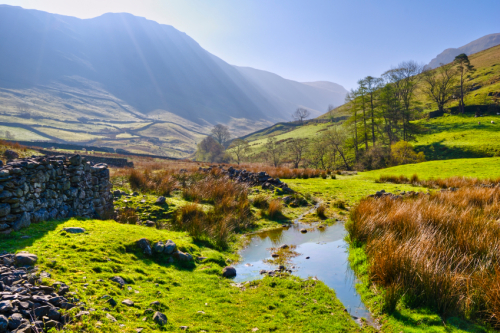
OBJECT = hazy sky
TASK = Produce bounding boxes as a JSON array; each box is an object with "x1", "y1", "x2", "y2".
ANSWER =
[{"x1": 2, "y1": 0, "x2": 499, "y2": 90}]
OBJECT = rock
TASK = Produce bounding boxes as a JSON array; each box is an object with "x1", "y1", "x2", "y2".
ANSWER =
[
  {"x1": 155, "y1": 196, "x2": 166, "y2": 205},
  {"x1": 34, "y1": 305, "x2": 51, "y2": 318},
  {"x1": 174, "y1": 251, "x2": 193, "y2": 262},
  {"x1": 8, "y1": 313, "x2": 23, "y2": 330},
  {"x1": 153, "y1": 241, "x2": 165, "y2": 253},
  {"x1": 14, "y1": 322, "x2": 31, "y2": 333},
  {"x1": 107, "y1": 298, "x2": 117, "y2": 307},
  {"x1": 0, "y1": 315, "x2": 8, "y2": 332},
  {"x1": 279, "y1": 244, "x2": 289, "y2": 249},
  {"x1": 222, "y1": 266, "x2": 236, "y2": 278},
  {"x1": 12, "y1": 212, "x2": 31, "y2": 232},
  {"x1": 300, "y1": 229, "x2": 307, "y2": 234},
  {"x1": 153, "y1": 311, "x2": 168, "y2": 326},
  {"x1": 106, "y1": 313, "x2": 117, "y2": 322},
  {"x1": 164, "y1": 240, "x2": 177, "y2": 254},
  {"x1": 113, "y1": 190, "x2": 122, "y2": 196},
  {"x1": 0, "y1": 203, "x2": 10, "y2": 217},
  {"x1": 69, "y1": 155, "x2": 82, "y2": 166},
  {"x1": 122, "y1": 299, "x2": 134, "y2": 307},
  {"x1": 306, "y1": 256, "x2": 310, "y2": 259},
  {"x1": 144, "y1": 221, "x2": 156, "y2": 228},
  {"x1": 63, "y1": 227, "x2": 86, "y2": 234},
  {"x1": 14, "y1": 252, "x2": 38, "y2": 266},
  {"x1": 271, "y1": 253, "x2": 279, "y2": 258},
  {"x1": 137, "y1": 238, "x2": 152, "y2": 255},
  {"x1": 3, "y1": 150, "x2": 19, "y2": 160},
  {"x1": 110, "y1": 276, "x2": 126, "y2": 286},
  {"x1": 180, "y1": 326, "x2": 189, "y2": 330},
  {"x1": 0, "y1": 301, "x2": 12, "y2": 313}
]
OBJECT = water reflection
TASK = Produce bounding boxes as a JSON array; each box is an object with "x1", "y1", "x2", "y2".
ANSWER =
[{"x1": 234, "y1": 221, "x2": 374, "y2": 324}]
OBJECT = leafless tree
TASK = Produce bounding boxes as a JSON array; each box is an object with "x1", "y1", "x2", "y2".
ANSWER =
[
  {"x1": 264, "y1": 137, "x2": 285, "y2": 167},
  {"x1": 327, "y1": 104, "x2": 336, "y2": 121},
  {"x1": 421, "y1": 63, "x2": 459, "y2": 113},
  {"x1": 286, "y1": 137, "x2": 309, "y2": 168},
  {"x1": 292, "y1": 107, "x2": 311, "y2": 124},
  {"x1": 211, "y1": 124, "x2": 231, "y2": 146},
  {"x1": 229, "y1": 138, "x2": 249, "y2": 165},
  {"x1": 324, "y1": 126, "x2": 351, "y2": 170}
]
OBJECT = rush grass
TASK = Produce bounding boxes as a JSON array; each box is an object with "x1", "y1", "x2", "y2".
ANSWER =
[
  {"x1": 348, "y1": 187, "x2": 500, "y2": 327},
  {"x1": 0, "y1": 218, "x2": 364, "y2": 333}
]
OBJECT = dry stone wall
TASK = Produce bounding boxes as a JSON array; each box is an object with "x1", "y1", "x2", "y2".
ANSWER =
[{"x1": 0, "y1": 154, "x2": 113, "y2": 234}]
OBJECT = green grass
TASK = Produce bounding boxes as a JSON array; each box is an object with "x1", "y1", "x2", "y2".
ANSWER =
[
  {"x1": 0, "y1": 218, "x2": 365, "y2": 332},
  {"x1": 413, "y1": 114, "x2": 500, "y2": 159}
]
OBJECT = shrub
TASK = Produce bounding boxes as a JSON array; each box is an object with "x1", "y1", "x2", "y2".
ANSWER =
[
  {"x1": 321, "y1": 172, "x2": 327, "y2": 179},
  {"x1": 390, "y1": 141, "x2": 426, "y2": 166},
  {"x1": 267, "y1": 200, "x2": 283, "y2": 220},
  {"x1": 252, "y1": 194, "x2": 270, "y2": 209},
  {"x1": 316, "y1": 204, "x2": 327, "y2": 219},
  {"x1": 333, "y1": 200, "x2": 346, "y2": 210},
  {"x1": 116, "y1": 208, "x2": 139, "y2": 224}
]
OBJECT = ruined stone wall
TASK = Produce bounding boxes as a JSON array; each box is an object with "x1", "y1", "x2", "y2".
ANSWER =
[{"x1": 0, "y1": 154, "x2": 113, "y2": 234}]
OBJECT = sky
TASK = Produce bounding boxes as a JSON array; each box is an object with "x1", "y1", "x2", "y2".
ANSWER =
[{"x1": 1, "y1": 0, "x2": 499, "y2": 90}]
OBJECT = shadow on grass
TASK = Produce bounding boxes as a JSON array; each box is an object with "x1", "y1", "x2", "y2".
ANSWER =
[{"x1": 415, "y1": 140, "x2": 492, "y2": 160}]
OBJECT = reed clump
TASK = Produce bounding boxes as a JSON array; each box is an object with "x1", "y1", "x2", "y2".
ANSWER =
[
  {"x1": 316, "y1": 204, "x2": 327, "y2": 219},
  {"x1": 377, "y1": 174, "x2": 500, "y2": 189},
  {"x1": 266, "y1": 199, "x2": 284, "y2": 220},
  {"x1": 348, "y1": 186, "x2": 500, "y2": 325}
]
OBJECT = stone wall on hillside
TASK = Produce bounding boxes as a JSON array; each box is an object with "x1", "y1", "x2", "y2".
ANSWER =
[
  {"x1": 0, "y1": 154, "x2": 113, "y2": 234},
  {"x1": 37, "y1": 149, "x2": 134, "y2": 168}
]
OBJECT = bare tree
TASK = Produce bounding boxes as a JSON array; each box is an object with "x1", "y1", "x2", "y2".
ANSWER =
[
  {"x1": 264, "y1": 137, "x2": 285, "y2": 167},
  {"x1": 307, "y1": 135, "x2": 329, "y2": 169},
  {"x1": 211, "y1": 124, "x2": 231, "y2": 146},
  {"x1": 286, "y1": 137, "x2": 309, "y2": 168},
  {"x1": 327, "y1": 104, "x2": 336, "y2": 121},
  {"x1": 229, "y1": 138, "x2": 249, "y2": 165},
  {"x1": 292, "y1": 108, "x2": 311, "y2": 124},
  {"x1": 421, "y1": 63, "x2": 459, "y2": 113},
  {"x1": 324, "y1": 126, "x2": 351, "y2": 170}
]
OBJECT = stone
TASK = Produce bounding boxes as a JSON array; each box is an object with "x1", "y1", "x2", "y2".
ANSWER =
[
  {"x1": 110, "y1": 276, "x2": 126, "y2": 286},
  {"x1": 279, "y1": 244, "x2": 289, "y2": 249},
  {"x1": 14, "y1": 322, "x2": 31, "y2": 333},
  {"x1": 69, "y1": 155, "x2": 82, "y2": 166},
  {"x1": 0, "y1": 224, "x2": 8, "y2": 231},
  {"x1": 0, "y1": 204, "x2": 10, "y2": 217},
  {"x1": 14, "y1": 252, "x2": 38, "y2": 266},
  {"x1": 106, "y1": 313, "x2": 117, "y2": 322},
  {"x1": 0, "y1": 315, "x2": 8, "y2": 332},
  {"x1": 222, "y1": 266, "x2": 237, "y2": 278},
  {"x1": 300, "y1": 229, "x2": 307, "y2": 234},
  {"x1": 137, "y1": 238, "x2": 152, "y2": 255},
  {"x1": 164, "y1": 240, "x2": 177, "y2": 254},
  {"x1": 153, "y1": 311, "x2": 168, "y2": 326},
  {"x1": 8, "y1": 313, "x2": 23, "y2": 330},
  {"x1": 153, "y1": 241, "x2": 165, "y2": 253},
  {"x1": 3, "y1": 150, "x2": 19, "y2": 160},
  {"x1": 12, "y1": 212, "x2": 31, "y2": 232},
  {"x1": 180, "y1": 326, "x2": 189, "y2": 330},
  {"x1": 63, "y1": 227, "x2": 86, "y2": 234},
  {"x1": 107, "y1": 298, "x2": 117, "y2": 307},
  {"x1": 155, "y1": 196, "x2": 166, "y2": 204},
  {"x1": 174, "y1": 251, "x2": 193, "y2": 262},
  {"x1": 144, "y1": 220, "x2": 156, "y2": 227},
  {"x1": 0, "y1": 301, "x2": 12, "y2": 313},
  {"x1": 34, "y1": 305, "x2": 51, "y2": 318},
  {"x1": 122, "y1": 299, "x2": 134, "y2": 307}
]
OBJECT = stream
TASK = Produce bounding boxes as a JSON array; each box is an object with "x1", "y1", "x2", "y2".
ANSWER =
[{"x1": 233, "y1": 215, "x2": 374, "y2": 326}]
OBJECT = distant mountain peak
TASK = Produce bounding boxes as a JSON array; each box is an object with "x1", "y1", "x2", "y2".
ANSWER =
[{"x1": 426, "y1": 33, "x2": 500, "y2": 69}]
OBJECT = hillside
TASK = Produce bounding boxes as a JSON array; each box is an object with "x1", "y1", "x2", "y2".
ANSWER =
[
  {"x1": 0, "y1": 5, "x2": 346, "y2": 157},
  {"x1": 426, "y1": 33, "x2": 500, "y2": 69},
  {"x1": 238, "y1": 44, "x2": 500, "y2": 162}
]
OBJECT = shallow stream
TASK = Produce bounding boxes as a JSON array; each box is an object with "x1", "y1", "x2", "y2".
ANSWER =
[{"x1": 233, "y1": 218, "x2": 374, "y2": 325}]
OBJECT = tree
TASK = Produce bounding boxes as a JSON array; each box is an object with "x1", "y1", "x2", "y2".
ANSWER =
[
  {"x1": 345, "y1": 90, "x2": 360, "y2": 160},
  {"x1": 324, "y1": 126, "x2": 351, "y2": 170},
  {"x1": 292, "y1": 108, "x2": 311, "y2": 124},
  {"x1": 287, "y1": 137, "x2": 309, "y2": 168},
  {"x1": 327, "y1": 104, "x2": 336, "y2": 121},
  {"x1": 211, "y1": 124, "x2": 231, "y2": 146},
  {"x1": 196, "y1": 136, "x2": 227, "y2": 162},
  {"x1": 264, "y1": 137, "x2": 285, "y2": 167},
  {"x1": 363, "y1": 76, "x2": 383, "y2": 146},
  {"x1": 356, "y1": 79, "x2": 370, "y2": 151},
  {"x1": 421, "y1": 63, "x2": 459, "y2": 113},
  {"x1": 390, "y1": 141, "x2": 425, "y2": 165},
  {"x1": 229, "y1": 139, "x2": 249, "y2": 165},
  {"x1": 454, "y1": 53, "x2": 475, "y2": 114}
]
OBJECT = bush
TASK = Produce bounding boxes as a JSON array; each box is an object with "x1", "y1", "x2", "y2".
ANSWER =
[
  {"x1": 356, "y1": 146, "x2": 391, "y2": 171},
  {"x1": 316, "y1": 204, "x2": 327, "y2": 219},
  {"x1": 333, "y1": 200, "x2": 346, "y2": 210},
  {"x1": 321, "y1": 172, "x2": 327, "y2": 179},
  {"x1": 390, "y1": 141, "x2": 426, "y2": 166},
  {"x1": 252, "y1": 194, "x2": 270, "y2": 209}
]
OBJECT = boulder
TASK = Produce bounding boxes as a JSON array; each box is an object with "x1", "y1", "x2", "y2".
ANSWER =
[
  {"x1": 222, "y1": 266, "x2": 237, "y2": 278},
  {"x1": 144, "y1": 221, "x2": 156, "y2": 228},
  {"x1": 110, "y1": 276, "x2": 126, "y2": 286},
  {"x1": 106, "y1": 313, "x2": 117, "y2": 322},
  {"x1": 7, "y1": 313, "x2": 22, "y2": 330},
  {"x1": 174, "y1": 251, "x2": 193, "y2": 262},
  {"x1": 3, "y1": 150, "x2": 19, "y2": 160},
  {"x1": 137, "y1": 238, "x2": 152, "y2": 255},
  {"x1": 14, "y1": 252, "x2": 38, "y2": 266},
  {"x1": 153, "y1": 312, "x2": 168, "y2": 326},
  {"x1": 0, "y1": 315, "x2": 8, "y2": 332},
  {"x1": 63, "y1": 227, "x2": 86, "y2": 234},
  {"x1": 300, "y1": 229, "x2": 307, "y2": 234},
  {"x1": 0, "y1": 301, "x2": 12, "y2": 313},
  {"x1": 153, "y1": 241, "x2": 165, "y2": 253},
  {"x1": 0, "y1": 203, "x2": 10, "y2": 217},
  {"x1": 155, "y1": 196, "x2": 166, "y2": 205},
  {"x1": 69, "y1": 155, "x2": 82, "y2": 166},
  {"x1": 122, "y1": 299, "x2": 134, "y2": 307},
  {"x1": 164, "y1": 240, "x2": 177, "y2": 254},
  {"x1": 12, "y1": 212, "x2": 31, "y2": 232}
]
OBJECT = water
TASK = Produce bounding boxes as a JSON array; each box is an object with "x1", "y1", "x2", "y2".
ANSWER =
[{"x1": 233, "y1": 221, "x2": 374, "y2": 325}]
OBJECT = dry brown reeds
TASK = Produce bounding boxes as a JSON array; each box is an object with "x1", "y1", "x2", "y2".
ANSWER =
[
  {"x1": 316, "y1": 204, "x2": 327, "y2": 219},
  {"x1": 267, "y1": 199, "x2": 283, "y2": 220},
  {"x1": 377, "y1": 174, "x2": 500, "y2": 189},
  {"x1": 116, "y1": 207, "x2": 140, "y2": 224},
  {"x1": 127, "y1": 169, "x2": 178, "y2": 196},
  {"x1": 348, "y1": 187, "x2": 500, "y2": 325},
  {"x1": 234, "y1": 163, "x2": 322, "y2": 179}
]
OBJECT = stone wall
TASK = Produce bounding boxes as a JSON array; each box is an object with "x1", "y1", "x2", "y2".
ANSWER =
[
  {"x1": 37, "y1": 149, "x2": 134, "y2": 168},
  {"x1": 0, "y1": 154, "x2": 113, "y2": 234}
]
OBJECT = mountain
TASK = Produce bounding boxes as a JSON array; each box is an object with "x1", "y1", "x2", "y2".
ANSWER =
[
  {"x1": 0, "y1": 5, "x2": 347, "y2": 155},
  {"x1": 426, "y1": 33, "x2": 500, "y2": 69}
]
